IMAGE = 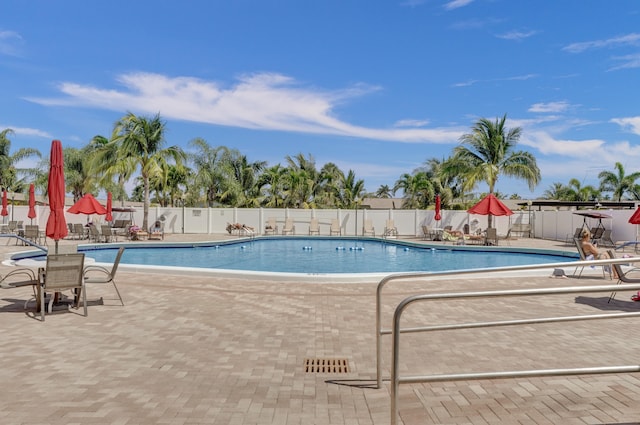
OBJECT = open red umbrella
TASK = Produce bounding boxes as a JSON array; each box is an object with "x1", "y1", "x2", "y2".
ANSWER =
[
  {"x1": 629, "y1": 207, "x2": 640, "y2": 224},
  {"x1": 1, "y1": 189, "x2": 7, "y2": 219},
  {"x1": 67, "y1": 193, "x2": 107, "y2": 215},
  {"x1": 46, "y1": 140, "x2": 68, "y2": 252},
  {"x1": 27, "y1": 183, "x2": 37, "y2": 222},
  {"x1": 468, "y1": 193, "x2": 513, "y2": 228},
  {"x1": 434, "y1": 194, "x2": 441, "y2": 221},
  {"x1": 105, "y1": 192, "x2": 113, "y2": 222}
]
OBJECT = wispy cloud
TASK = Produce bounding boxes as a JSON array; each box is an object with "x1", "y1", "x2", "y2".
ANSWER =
[
  {"x1": 496, "y1": 30, "x2": 538, "y2": 41},
  {"x1": 452, "y1": 74, "x2": 537, "y2": 87},
  {"x1": 528, "y1": 101, "x2": 571, "y2": 113},
  {"x1": 0, "y1": 124, "x2": 52, "y2": 139},
  {"x1": 393, "y1": 119, "x2": 430, "y2": 128},
  {"x1": 563, "y1": 32, "x2": 640, "y2": 53},
  {"x1": 609, "y1": 53, "x2": 640, "y2": 70},
  {"x1": 611, "y1": 116, "x2": 640, "y2": 135},
  {"x1": 450, "y1": 17, "x2": 503, "y2": 30},
  {"x1": 444, "y1": 0, "x2": 474, "y2": 11},
  {"x1": 0, "y1": 30, "x2": 23, "y2": 56},
  {"x1": 27, "y1": 72, "x2": 464, "y2": 144}
]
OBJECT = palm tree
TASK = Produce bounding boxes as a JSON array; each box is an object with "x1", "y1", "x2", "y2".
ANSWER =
[
  {"x1": 189, "y1": 139, "x2": 231, "y2": 207},
  {"x1": 283, "y1": 153, "x2": 320, "y2": 208},
  {"x1": 112, "y1": 113, "x2": 186, "y2": 230},
  {"x1": 393, "y1": 172, "x2": 434, "y2": 209},
  {"x1": 564, "y1": 178, "x2": 600, "y2": 202},
  {"x1": 89, "y1": 134, "x2": 135, "y2": 207},
  {"x1": 446, "y1": 114, "x2": 540, "y2": 227},
  {"x1": 542, "y1": 182, "x2": 567, "y2": 200},
  {"x1": 258, "y1": 165, "x2": 287, "y2": 208},
  {"x1": 0, "y1": 128, "x2": 42, "y2": 192},
  {"x1": 64, "y1": 146, "x2": 98, "y2": 202},
  {"x1": 337, "y1": 170, "x2": 366, "y2": 209},
  {"x1": 598, "y1": 162, "x2": 640, "y2": 201},
  {"x1": 375, "y1": 184, "x2": 393, "y2": 198}
]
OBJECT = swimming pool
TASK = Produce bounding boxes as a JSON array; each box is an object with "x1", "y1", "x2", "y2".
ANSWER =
[{"x1": 62, "y1": 237, "x2": 576, "y2": 278}]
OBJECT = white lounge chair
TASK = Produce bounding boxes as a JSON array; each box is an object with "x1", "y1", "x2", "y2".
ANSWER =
[
  {"x1": 264, "y1": 217, "x2": 278, "y2": 235},
  {"x1": 282, "y1": 218, "x2": 295, "y2": 235},
  {"x1": 363, "y1": 219, "x2": 375, "y2": 237},
  {"x1": 309, "y1": 218, "x2": 320, "y2": 235},
  {"x1": 330, "y1": 219, "x2": 341, "y2": 236}
]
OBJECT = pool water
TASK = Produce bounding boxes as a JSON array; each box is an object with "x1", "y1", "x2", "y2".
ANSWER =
[{"x1": 79, "y1": 238, "x2": 576, "y2": 274}]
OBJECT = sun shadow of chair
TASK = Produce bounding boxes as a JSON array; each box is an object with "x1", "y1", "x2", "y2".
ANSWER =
[{"x1": 84, "y1": 246, "x2": 125, "y2": 306}]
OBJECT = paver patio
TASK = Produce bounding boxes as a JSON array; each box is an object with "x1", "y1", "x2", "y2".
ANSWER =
[{"x1": 1, "y1": 234, "x2": 640, "y2": 424}]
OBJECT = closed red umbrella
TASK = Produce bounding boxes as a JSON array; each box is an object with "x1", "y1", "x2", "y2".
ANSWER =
[
  {"x1": 106, "y1": 192, "x2": 113, "y2": 222},
  {"x1": 434, "y1": 194, "x2": 441, "y2": 221},
  {"x1": 1, "y1": 189, "x2": 7, "y2": 218},
  {"x1": 46, "y1": 140, "x2": 68, "y2": 252},
  {"x1": 27, "y1": 183, "x2": 37, "y2": 222},
  {"x1": 67, "y1": 193, "x2": 107, "y2": 215}
]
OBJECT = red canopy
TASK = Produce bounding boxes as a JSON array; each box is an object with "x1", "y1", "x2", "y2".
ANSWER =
[
  {"x1": 468, "y1": 193, "x2": 513, "y2": 216},
  {"x1": 46, "y1": 140, "x2": 68, "y2": 242},
  {"x1": 434, "y1": 194, "x2": 441, "y2": 221},
  {"x1": 1, "y1": 190, "x2": 7, "y2": 217},
  {"x1": 68, "y1": 193, "x2": 107, "y2": 215},
  {"x1": 629, "y1": 207, "x2": 640, "y2": 225},
  {"x1": 27, "y1": 183, "x2": 37, "y2": 219},
  {"x1": 106, "y1": 192, "x2": 113, "y2": 222}
]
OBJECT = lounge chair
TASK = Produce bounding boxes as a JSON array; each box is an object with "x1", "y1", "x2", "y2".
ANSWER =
[
  {"x1": 149, "y1": 221, "x2": 164, "y2": 240},
  {"x1": 590, "y1": 227, "x2": 604, "y2": 243},
  {"x1": 572, "y1": 238, "x2": 609, "y2": 279},
  {"x1": 87, "y1": 225, "x2": 102, "y2": 243},
  {"x1": 330, "y1": 219, "x2": 341, "y2": 236},
  {"x1": 462, "y1": 224, "x2": 484, "y2": 245},
  {"x1": 282, "y1": 218, "x2": 295, "y2": 235},
  {"x1": 420, "y1": 225, "x2": 431, "y2": 240},
  {"x1": 264, "y1": 217, "x2": 278, "y2": 235},
  {"x1": 383, "y1": 220, "x2": 397, "y2": 237},
  {"x1": 39, "y1": 253, "x2": 87, "y2": 321},
  {"x1": 565, "y1": 227, "x2": 583, "y2": 245},
  {"x1": 84, "y1": 246, "x2": 125, "y2": 306},
  {"x1": 363, "y1": 219, "x2": 375, "y2": 237},
  {"x1": 605, "y1": 250, "x2": 638, "y2": 302},
  {"x1": 73, "y1": 223, "x2": 86, "y2": 240},
  {"x1": 101, "y1": 225, "x2": 114, "y2": 243},
  {"x1": 24, "y1": 225, "x2": 44, "y2": 245},
  {"x1": 596, "y1": 229, "x2": 615, "y2": 248},
  {"x1": 309, "y1": 218, "x2": 320, "y2": 235}
]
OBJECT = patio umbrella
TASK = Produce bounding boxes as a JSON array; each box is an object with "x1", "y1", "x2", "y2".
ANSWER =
[
  {"x1": 1, "y1": 189, "x2": 7, "y2": 221},
  {"x1": 434, "y1": 194, "x2": 441, "y2": 221},
  {"x1": 27, "y1": 183, "x2": 37, "y2": 223},
  {"x1": 628, "y1": 207, "x2": 640, "y2": 225},
  {"x1": 68, "y1": 193, "x2": 107, "y2": 217},
  {"x1": 45, "y1": 140, "x2": 68, "y2": 253},
  {"x1": 468, "y1": 193, "x2": 513, "y2": 228},
  {"x1": 105, "y1": 192, "x2": 113, "y2": 222}
]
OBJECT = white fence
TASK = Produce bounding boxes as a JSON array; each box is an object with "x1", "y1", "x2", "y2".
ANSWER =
[{"x1": 4, "y1": 204, "x2": 639, "y2": 243}]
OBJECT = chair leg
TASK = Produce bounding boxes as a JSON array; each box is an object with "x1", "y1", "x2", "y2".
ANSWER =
[{"x1": 112, "y1": 280, "x2": 125, "y2": 306}]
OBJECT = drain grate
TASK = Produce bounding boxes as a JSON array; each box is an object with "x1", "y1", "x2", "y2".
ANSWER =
[{"x1": 304, "y1": 358, "x2": 349, "y2": 373}]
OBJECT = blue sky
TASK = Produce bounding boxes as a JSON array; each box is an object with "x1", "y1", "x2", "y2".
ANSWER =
[{"x1": 1, "y1": 0, "x2": 639, "y2": 198}]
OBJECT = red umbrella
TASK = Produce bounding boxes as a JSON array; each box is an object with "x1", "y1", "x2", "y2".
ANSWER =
[
  {"x1": 1, "y1": 189, "x2": 7, "y2": 218},
  {"x1": 629, "y1": 207, "x2": 640, "y2": 224},
  {"x1": 434, "y1": 194, "x2": 441, "y2": 221},
  {"x1": 468, "y1": 193, "x2": 513, "y2": 216},
  {"x1": 46, "y1": 140, "x2": 68, "y2": 251},
  {"x1": 68, "y1": 193, "x2": 107, "y2": 215},
  {"x1": 106, "y1": 192, "x2": 113, "y2": 222},
  {"x1": 27, "y1": 183, "x2": 37, "y2": 221}
]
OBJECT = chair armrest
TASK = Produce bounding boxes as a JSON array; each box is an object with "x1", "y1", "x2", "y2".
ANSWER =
[
  {"x1": 0, "y1": 268, "x2": 38, "y2": 288},
  {"x1": 83, "y1": 265, "x2": 110, "y2": 277}
]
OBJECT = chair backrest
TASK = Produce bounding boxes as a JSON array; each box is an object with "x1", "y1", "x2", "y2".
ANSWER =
[
  {"x1": 486, "y1": 228, "x2": 498, "y2": 244},
  {"x1": 463, "y1": 223, "x2": 470, "y2": 234},
  {"x1": 574, "y1": 237, "x2": 586, "y2": 260},
  {"x1": 109, "y1": 247, "x2": 125, "y2": 278},
  {"x1": 73, "y1": 223, "x2": 84, "y2": 234},
  {"x1": 284, "y1": 218, "x2": 294, "y2": 229},
  {"x1": 331, "y1": 219, "x2": 340, "y2": 230},
  {"x1": 444, "y1": 225, "x2": 452, "y2": 231},
  {"x1": 101, "y1": 225, "x2": 113, "y2": 236},
  {"x1": 573, "y1": 227, "x2": 583, "y2": 238},
  {"x1": 44, "y1": 253, "x2": 85, "y2": 292},
  {"x1": 89, "y1": 225, "x2": 100, "y2": 236},
  {"x1": 24, "y1": 225, "x2": 38, "y2": 238},
  {"x1": 8, "y1": 221, "x2": 17, "y2": 231},
  {"x1": 310, "y1": 217, "x2": 319, "y2": 228}
]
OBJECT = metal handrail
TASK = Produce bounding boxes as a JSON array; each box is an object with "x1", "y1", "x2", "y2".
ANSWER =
[
  {"x1": 379, "y1": 257, "x2": 640, "y2": 425},
  {"x1": 375, "y1": 255, "x2": 638, "y2": 388}
]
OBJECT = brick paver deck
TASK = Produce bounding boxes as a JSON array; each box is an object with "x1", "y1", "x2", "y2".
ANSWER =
[{"x1": 1, "y1": 234, "x2": 640, "y2": 424}]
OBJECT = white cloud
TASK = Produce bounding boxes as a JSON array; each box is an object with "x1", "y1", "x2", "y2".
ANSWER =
[
  {"x1": 611, "y1": 116, "x2": 640, "y2": 135},
  {"x1": 521, "y1": 131, "x2": 605, "y2": 157},
  {"x1": 0, "y1": 124, "x2": 52, "y2": 139},
  {"x1": 496, "y1": 30, "x2": 537, "y2": 41},
  {"x1": 528, "y1": 101, "x2": 571, "y2": 113},
  {"x1": 609, "y1": 53, "x2": 640, "y2": 70},
  {"x1": 444, "y1": 0, "x2": 474, "y2": 11},
  {"x1": 27, "y1": 72, "x2": 464, "y2": 144},
  {"x1": 0, "y1": 30, "x2": 23, "y2": 56},
  {"x1": 393, "y1": 119, "x2": 430, "y2": 128},
  {"x1": 563, "y1": 33, "x2": 640, "y2": 53}
]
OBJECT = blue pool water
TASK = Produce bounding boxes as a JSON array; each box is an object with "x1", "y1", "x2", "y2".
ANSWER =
[{"x1": 74, "y1": 238, "x2": 575, "y2": 274}]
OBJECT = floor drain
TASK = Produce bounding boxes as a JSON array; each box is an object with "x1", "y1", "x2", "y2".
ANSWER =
[{"x1": 304, "y1": 358, "x2": 349, "y2": 373}]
